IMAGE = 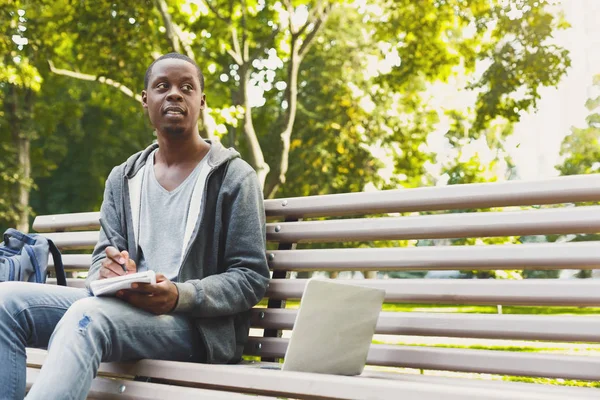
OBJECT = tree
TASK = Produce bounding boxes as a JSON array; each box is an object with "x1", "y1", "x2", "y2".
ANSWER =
[
  {"x1": 0, "y1": 1, "x2": 156, "y2": 232},
  {"x1": 0, "y1": 0, "x2": 572, "y2": 235},
  {"x1": 43, "y1": 0, "x2": 571, "y2": 195},
  {"x1": 0, "y1": 3, "x2": 43, "y2": 231},
  {"x1": 183, "y1": 0, "x2": 338, "y2": 195}
]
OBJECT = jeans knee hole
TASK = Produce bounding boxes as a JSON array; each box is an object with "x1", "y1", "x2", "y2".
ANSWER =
[{"x1": 77, "y1": 314, "x2": 92, "y2": 334}]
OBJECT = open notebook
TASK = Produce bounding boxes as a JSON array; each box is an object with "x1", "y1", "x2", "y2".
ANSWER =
[{"x1": 90, "y1": 270, "x2": 156, "y2": 296}]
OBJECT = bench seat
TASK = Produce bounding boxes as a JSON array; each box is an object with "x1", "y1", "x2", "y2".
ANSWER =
[
  {"x1": 25, "y1": 366, "x2": 277, "y2": 400},
  {"x1": 25, "y1": 349, "x2": 600, "y2": 400}
]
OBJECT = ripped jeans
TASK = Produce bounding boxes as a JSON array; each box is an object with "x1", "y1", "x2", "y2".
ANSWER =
[{"x1": 0, "y1": 282, "x2": 204, "y2": 400}]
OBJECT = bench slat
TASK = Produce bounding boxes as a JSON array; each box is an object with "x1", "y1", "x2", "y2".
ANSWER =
[
  {"x1": 266, "y1": 279, "x2": 600, "y2": 305},
  {"x1": 33, "y1": 175, "x2": 600, "y2": 223},
  {"x1": 32, "y1": 212, "x2": 101, "y2": 233},
  {"x1": 42, "y1": 231, "x2": 99, "y2": 250},
  {"x1": 265, "y1": 174, "x2": 600, "y2": 218},
  {"x1": 359, "y1": 369, "x2": 600, "y2": 398},
  {"x1": 250, "y1": 309, "x2": 600, "y2": 342},
  {"x1": 45, "y1": 236, "x2": 600, "y2": 273},
  {"x1": 25, "y1": 349, "x2": 599, "y2": 400},
  {"x1": 245, "y1": 337, "x2": 600, "y2": 380},
  {"x1": 49, "y1": 277, "x2": 600, "y2": 306},
  {"x1": 46, "y1": 278, "x2": 87, "y2": 288},
  {"x1": 267, "y1": 206, "x2": 600, "y2": 243},
  {"x1": 48, "y1": 254, "x2": 92, "y2": 270},
  {"x1": 26, "y1": 367, "x2": 274, "y2": 399},
  {"x1": 268, "y1": 241, "x2": 600, "y2": 271},
  {"x1": 33, "y1": 206, "x2": 600, "y2": 243},
  {"x1": 48, "y1": 236, "x2": 600, "y2": 273}
]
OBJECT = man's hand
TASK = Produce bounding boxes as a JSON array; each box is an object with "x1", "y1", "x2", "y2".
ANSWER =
[
  {"x1": 116, "y1": 273, "x2": 179, "y2": 315},
  {"x1": 99, "y1": 247, "x2": 137, "y2": 279}
]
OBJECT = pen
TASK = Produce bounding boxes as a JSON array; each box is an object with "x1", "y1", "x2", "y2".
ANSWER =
[{"x1": 99, "y1": 218, "x2": 128, "y2": 273}]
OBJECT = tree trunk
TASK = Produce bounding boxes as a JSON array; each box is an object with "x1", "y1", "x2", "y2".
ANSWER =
[
  {"x1": 265, "y1": 49, "x2": 300, "y2": 199},
  {"x1": 239, "y1": 63, "x2": 270, "y2": 187},
  {"x1": 16, "y1": 133, "x2": 31, "y2": 232},
  {"x1": 153, "y1": 0, "x2": 182, "y2": 53},
  {"x1": 5, "y1": 85, "x2": 32, "y2": 232},
  {"x1": 263, "y1": 3, "x2": 332, "y2": 198}
]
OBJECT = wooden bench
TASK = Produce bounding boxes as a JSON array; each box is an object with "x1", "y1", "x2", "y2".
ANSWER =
[{"x1": 26, "y1": 174, "x2": 600, "y2": 399}]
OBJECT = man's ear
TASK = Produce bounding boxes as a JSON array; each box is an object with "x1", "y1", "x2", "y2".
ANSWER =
[
  {"x1": 200, "y1": 93, "x2": 206, "y2": 110},
  {"x1": 141, "y1": 90, "x2": 148, "y2": 108}
]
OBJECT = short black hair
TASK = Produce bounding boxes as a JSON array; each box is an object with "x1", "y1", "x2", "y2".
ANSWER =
[{"x1": 144, "y1": 52, "x2": 204, "y2": 92}]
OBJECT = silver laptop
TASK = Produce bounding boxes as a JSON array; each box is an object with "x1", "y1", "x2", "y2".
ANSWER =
[{"x1": 264, "y1": 279, "x2": 385, "y2": 376}]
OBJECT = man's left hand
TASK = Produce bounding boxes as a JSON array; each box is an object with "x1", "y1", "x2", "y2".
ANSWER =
[{"x1": 116, "y1": 273, "x2": 179, "y2": 315}]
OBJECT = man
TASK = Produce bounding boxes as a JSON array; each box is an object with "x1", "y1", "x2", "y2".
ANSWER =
[{"x1": 0, "y1": 52, "x2": 270, "y2": 399}]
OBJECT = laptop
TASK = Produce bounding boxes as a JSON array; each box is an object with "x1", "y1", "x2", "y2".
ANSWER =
[{"x1": 261, "y1": 279, "x2": 385, "y2": 376}]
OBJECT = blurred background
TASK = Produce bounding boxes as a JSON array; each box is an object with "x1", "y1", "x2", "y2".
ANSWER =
[{"x1": 1, "y1": 0, "x2": 600, "y2": 282}]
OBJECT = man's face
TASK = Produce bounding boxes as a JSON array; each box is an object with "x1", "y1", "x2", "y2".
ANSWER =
[{"x1": 142, "y1": 58, "x2": 205, "y2": 136}]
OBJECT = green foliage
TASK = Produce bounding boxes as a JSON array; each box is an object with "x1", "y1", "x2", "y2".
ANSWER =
[
  {"x1": 0, "y1": 145, "x2": 24, "y2": 230},
  {"x1": 277, "y1": 7, "x2": 434, "y2": 196},
  {"x1": 522, "y1": 269, "x2": 560, "y2": 279},
  {"x1": 468, "y1": 1, "x2": 570, "y2": 132},
  {"x1": 0, "y1": 0, "x2": 158, "y2": 227},
  {"x1": 30, "y1": 75, "x2": 151, "y2": 216}
]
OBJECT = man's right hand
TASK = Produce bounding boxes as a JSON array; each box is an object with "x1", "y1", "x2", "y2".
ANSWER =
[{"x1": 99, "y1": 247, "x2": 137, "y2": 279}]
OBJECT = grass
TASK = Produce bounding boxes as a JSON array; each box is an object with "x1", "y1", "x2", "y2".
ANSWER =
[
  {"x1": 505, "y1": 377, "x2": 600, "y2": 388},
  {"x1": 279, "y1": 299, "x2": 600, "y2": 315},
  {"x1": 371, "y1": 339, "x2": 600, "y2": 353},
  {"x1": 382, "y1": 303, "x2": 600, "y2": 315}
]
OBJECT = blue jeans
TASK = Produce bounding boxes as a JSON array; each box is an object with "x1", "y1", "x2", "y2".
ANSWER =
[{"x1": 0, "y1": 282, "x2": 204, "y2": 400}]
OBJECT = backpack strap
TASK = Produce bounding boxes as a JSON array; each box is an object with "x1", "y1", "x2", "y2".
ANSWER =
[{"x1": 47, "y1": 239, "x2": 67, "y2": 286}]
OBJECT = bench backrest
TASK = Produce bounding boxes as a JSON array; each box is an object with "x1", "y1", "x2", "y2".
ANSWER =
[{"x1": 33, "y1": 174, "x2": 600, "y2": 381}]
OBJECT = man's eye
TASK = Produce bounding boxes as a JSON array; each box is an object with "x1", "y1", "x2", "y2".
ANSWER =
[
  {"x1": 156, "y1": 83, "x2": 168, "y2": 89},
  {"x1": 182, "y1": 84, "x2": 193, "y2": 91}
]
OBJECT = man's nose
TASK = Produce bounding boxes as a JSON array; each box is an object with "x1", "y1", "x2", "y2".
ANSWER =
[{"x1": 166, "y1": 87, "x2": 183, "y2": 101}]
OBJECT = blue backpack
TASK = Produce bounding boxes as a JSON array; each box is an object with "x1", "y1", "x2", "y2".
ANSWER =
[{"x1": 0, "y1": 228, "x2": 66, "y2": 286}]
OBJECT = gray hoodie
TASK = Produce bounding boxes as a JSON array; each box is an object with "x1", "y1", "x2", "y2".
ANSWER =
[{"x1": 86, "y1": 140, "x2": 270, "y2": 364}]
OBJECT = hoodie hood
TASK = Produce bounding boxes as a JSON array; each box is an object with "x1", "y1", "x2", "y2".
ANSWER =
[{"x1": 124, "y1": 139, "x2": 240, "y2": 178}]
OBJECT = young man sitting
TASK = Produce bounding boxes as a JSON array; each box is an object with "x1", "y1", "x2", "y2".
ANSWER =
[{"x1": 0, "y1": 52, "x2": 270, "y2": 400}]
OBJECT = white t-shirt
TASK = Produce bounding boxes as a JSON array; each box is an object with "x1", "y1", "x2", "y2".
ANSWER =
[{"x1": 137, "y1": 149, "x2": 208, "y2": 281}]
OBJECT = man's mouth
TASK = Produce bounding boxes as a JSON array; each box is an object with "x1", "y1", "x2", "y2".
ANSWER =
[{"x1": 163, "y1": 106, "x2": 186, "y2": 116}]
